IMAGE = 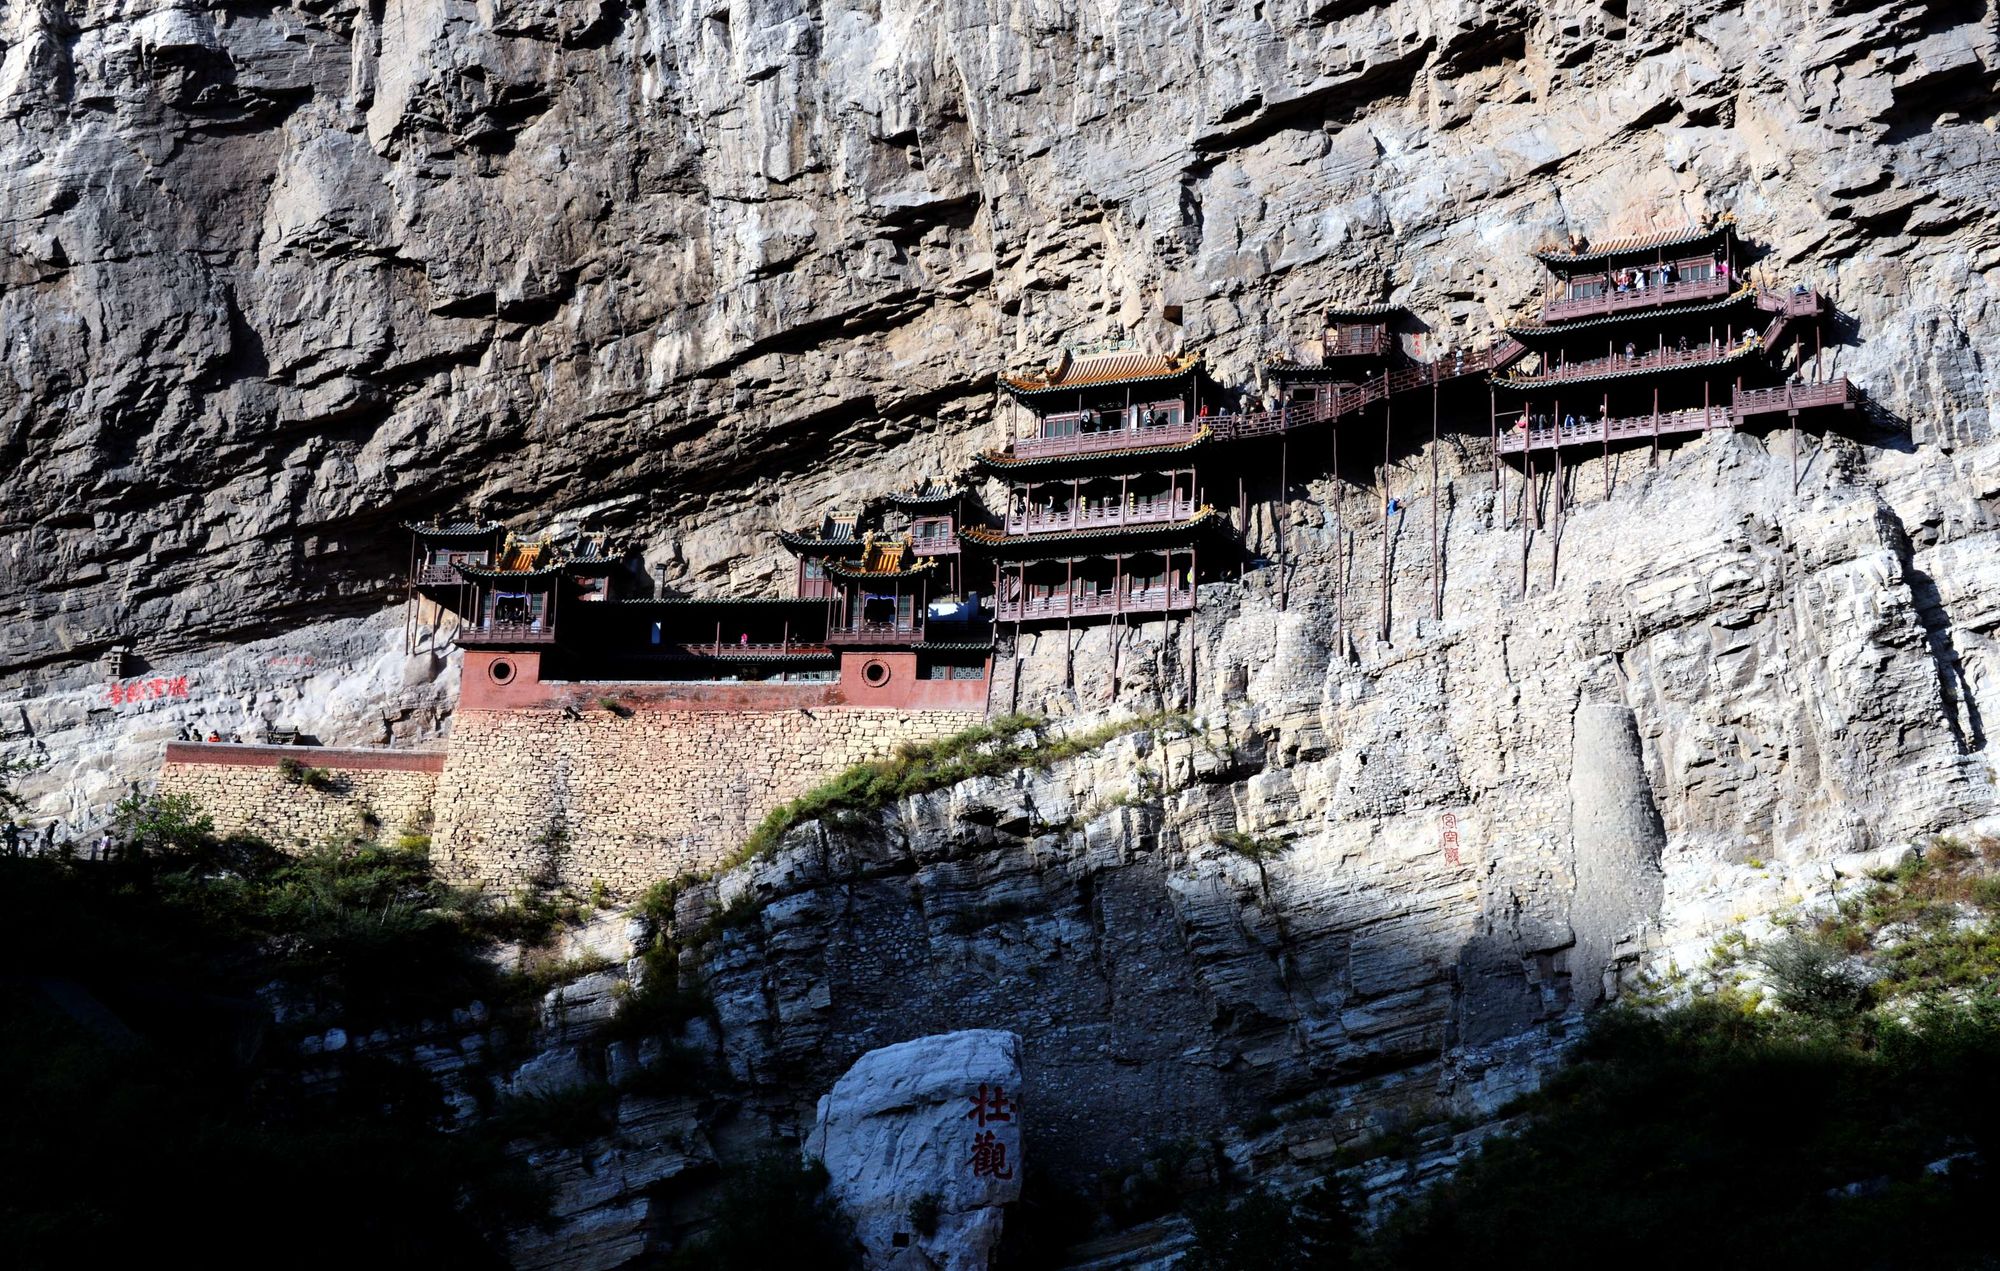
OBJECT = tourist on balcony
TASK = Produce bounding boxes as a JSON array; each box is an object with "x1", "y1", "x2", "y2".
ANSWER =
[
  {"x1": 739, "y1": 632, "x2": 749, "y2": 646},
  {"x1": 1624, "y1": 341, "x2": 1636, "y2": 361},
  {"x1": 1563, "y1": 413, "x2": 1576, "y2": 432}
]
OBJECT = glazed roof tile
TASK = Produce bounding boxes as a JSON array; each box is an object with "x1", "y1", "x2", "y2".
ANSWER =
[
  {"x1": 1532, "y1": 217, "x2": 1735, "y2": 266},
  {"x1": 959, "y1": 507, "x2": 1219, "y2": 556},
  {"x1": 886, "y1": 480, "x2": 962, "y2": 507},
  {"x1": 1506, "y1": 286, "x2": 1757, "y2": 339},
  {"x1": 1000, "y1": 349, "x2": 1200, "y2": 397},
  {"x1": 405, "y1": 520, "x2": 503, "y2": 538},
  {"x1": 1324, "y1": 303, "x2": 1404, "y2": 319}
]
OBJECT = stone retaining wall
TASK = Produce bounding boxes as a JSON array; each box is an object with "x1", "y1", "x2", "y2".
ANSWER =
[
  {"x1": 430, "y1": 706, "x2": 984, "y2": 897},
  {"x1": 156, "y1": 743, "x2": 443, "y2": 848}
]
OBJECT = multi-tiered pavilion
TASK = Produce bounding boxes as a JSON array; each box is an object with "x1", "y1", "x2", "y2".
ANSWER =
[
  {"x1": 1493, "y1": 219, "x2": 1854, "y2": 461},
  {"x1": 970, "y1": 348, "x2": 1218, "y2": 628},
  {"x1": 408, "y1": 506, "x2": 990, "y2": 710}
]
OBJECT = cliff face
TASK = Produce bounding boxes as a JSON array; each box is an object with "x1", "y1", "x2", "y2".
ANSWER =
[
  {"x1": 6, "y1": 0, "x2": 1997, "y2": 1258},
  {"x1": 4, "y1": 0, "x2": 1997, "y2": 810}
]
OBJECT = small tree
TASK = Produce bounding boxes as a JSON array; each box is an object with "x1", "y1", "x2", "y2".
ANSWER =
[
  {"x1": 1754, "y1": 933, "x2": 1868, "y2": 1018},
  {"x1": 112, "y1": 793, "x2": 215, "y2": 860}
]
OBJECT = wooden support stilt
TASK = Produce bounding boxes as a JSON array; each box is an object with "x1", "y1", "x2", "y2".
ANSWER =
[
  {"x1": 1381, "y1": 396, "x2": 1393, "y2": 643},
  {"x1": 1489, "y1": 384, "x2": 1498, "y2": 494},
  {"x1": 1521, "y1": 440, "x2": 1532, "y2": 595},
  {"x1": 1551, "y1": 443, "x2": 1562, "y2": 591},
  {"x1": 1188, "y1": 543, "x2": 1199, "y2": 712},
  {"x1": 1602, "y1": 391, "x2": 1610, "y2": 501},
  {"x1": 1431, "y1": 380, "x2": 1441, "y2": 622},
  {"x1": 1791, "y1": 410, "x2": 1800, "y2": 492},
  {"x1": 1652, "y1": 385, "x2": 1660, "y2": 465},
  {"x1": 1279, "y1": 436, "x2": 1289, "y2": 611},
  {"x1": 1238, "y1": 474, "x2": 1247, "y2": 581},
  {"x1": 1333, "y1": 419, "x2": 1345, "y2": 654}
]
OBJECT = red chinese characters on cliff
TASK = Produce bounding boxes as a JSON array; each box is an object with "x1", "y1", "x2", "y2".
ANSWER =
[
  {"x1": 1441, "y1": 812, "x2": 1461, "y2": 866},
  {"x1": 966, "y1": 1083, "x2": 1017, "y2": 1180},
  {"x1": 106, "y1": 677, "x2": 189, "y2": 705}
]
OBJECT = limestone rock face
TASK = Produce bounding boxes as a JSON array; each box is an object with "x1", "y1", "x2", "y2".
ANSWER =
[
  {"x1": 806, "y1": 1029, "x2": 1025, "y2": 1271},
  {"x1": 2, "y1": 0, "x2": 1999, "y2": 1256},
  {"x1": 3, "y1": 0, "x2": 1996, "y2": 839}
]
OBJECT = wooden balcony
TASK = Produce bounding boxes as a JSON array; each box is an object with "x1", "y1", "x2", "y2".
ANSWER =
[
  {"x1": 1496, "y1": 406, "x2": 1735, "y2": 455},
  {"x1": 1003, "y1": 497, "x2": 1197, "y2": 536},
  {"x1": 827, "y1": 620, "x2": 924, "y2": 646},
  {"x1": 995, "y1": 585, "x2": 1195, "y2": 622},
  {"x1": 909, "y1": 536, "x2": 961, "y2": 555},
  {"x1": 457, "y1": 621, "x2": 557, "y2": 645},
  {"x1": 655, "y1": 642, "x2": 833, "y2": 660},
  {"x1": 1007, "y1": 420, "x2": 1202, "y2": 461},
  {"x1": 1754, "y1": 287, "x2": 1822, "y2": 319},
  {"x1": 1325, "y1": 326, "x2": 1392, "y2": 358},
  {"x1": 1213, "y1": 340, "x2": 1526, "y2": 442},
  {"x1": 415, "y1": 564, "x2": 463, "y2": 585},
  {"x1": 1733, "y1": 378, "x2": 1854, "y2": 418},
  {"x1": 1540, "y1": 272, "x2": 1730, "y2": 323},
  {"x1": 1507, "y1": 339, "x2": 1747, "y2": 388},
  {"x1": 1495, "y1": 378, "x2": 1854, "y2": 455}
]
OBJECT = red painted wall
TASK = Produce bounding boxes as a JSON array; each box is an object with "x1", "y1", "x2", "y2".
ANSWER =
[
  {"x1": 459, "y1": 648, "x2": 990, "y2": 712},
  {"x1": 837, "y1": 653, "x2": 992, "y2": 710}
]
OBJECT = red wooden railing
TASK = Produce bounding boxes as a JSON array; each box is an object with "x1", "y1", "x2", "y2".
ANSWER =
[
  {"x1": 995, "y1": 585, "x2": 1195, "y2": 622},
  {"x1": 1733, "y1": 378, "x2": 1852, "y2": 417},
  {"x1": 1212, "y1": 339, "x2": 1528, "y2": 443},
  {"x1": 1541, "y1": 272, "x2": 1730, "y2": 322},
  {"x1": 1004, "y1": 497, "x2": 1196, "y2": 535},
  {"x1": 1006, "y1": 420, "x2": 1203, "y2": 461},
  {"x1": 1754, "y1": 287, "x2": 1821, "y2": 318},
  {"x1": 660, "y1": 642, "x2": 833, "y2": 659},
  {"x1": 462, "y1": 621, "x2": 557, "y2": 644},
  {"x1": 1325, "y1": 326, "x2": 1392, "y2": 358},
  {"x1": 1495, "y1": 378, "x2": 1854, "y2": 455},
  {"x1": 1508, "y1": 338, "x2": 1752, "y2": 387},
  {"x1": 827, "y1": 620, "x2": 924, "y2": 645}
]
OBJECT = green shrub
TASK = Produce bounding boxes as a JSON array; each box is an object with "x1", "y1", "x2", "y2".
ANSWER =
[
  {"x1": 276, "y1": 757, "x2": 340, "y2": 791},
  {"x1": 667, "y1": 1153, "x2": 856, "y2": 1270},
  {"x1": 908, "y1": 1191, "x2": 942, "y2": 1238},
  {"x1": 1185, "y1": 1184, "x2": 1355, "y2": 1271},
  {"x1": 726, "y1": 711, "x2": 1191, "y2": 868},
  {"x1": 489, "y1": 1082, "x2": 619, "y2": 1149},
  {"x1": 111, "y1": 792, "x2": 214, "y2": 859},
  {"x1": 1753, "y1": 934, "x2": 1868, "y2": 1018}
]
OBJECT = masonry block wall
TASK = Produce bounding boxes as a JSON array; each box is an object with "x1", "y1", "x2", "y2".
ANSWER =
[
  {"x1": 156, "y1": 744, "x2": 443, "y2": 847},
  {"x1": 429, "y1": 706, "x2": 984, "y2": 897}
]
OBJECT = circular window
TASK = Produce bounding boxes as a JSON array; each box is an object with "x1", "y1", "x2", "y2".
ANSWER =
[
  {"x1": 861, "y1": 659, "x2": 891, "y2": 687},
  {"x1": 488, "y1": 658, "x2": 516, "y2": 685}
]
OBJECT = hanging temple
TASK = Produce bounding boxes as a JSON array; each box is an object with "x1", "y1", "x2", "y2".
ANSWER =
[{"x1": 403, "y1": 219, "x2": 1864, "y2": 714}]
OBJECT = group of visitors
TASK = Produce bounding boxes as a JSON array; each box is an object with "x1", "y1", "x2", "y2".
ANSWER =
[
  {"x1": 1614, "y1": 260, "x2": 1681, "y2": 293},
  {"x1": 0, "y1": 819, "x2": 109, "y2": 861}
]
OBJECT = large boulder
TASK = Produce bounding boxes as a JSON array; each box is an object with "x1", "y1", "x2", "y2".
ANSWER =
[{"x1": 806, "y1": 1030, "x2": 1024, "y2": 1270}]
